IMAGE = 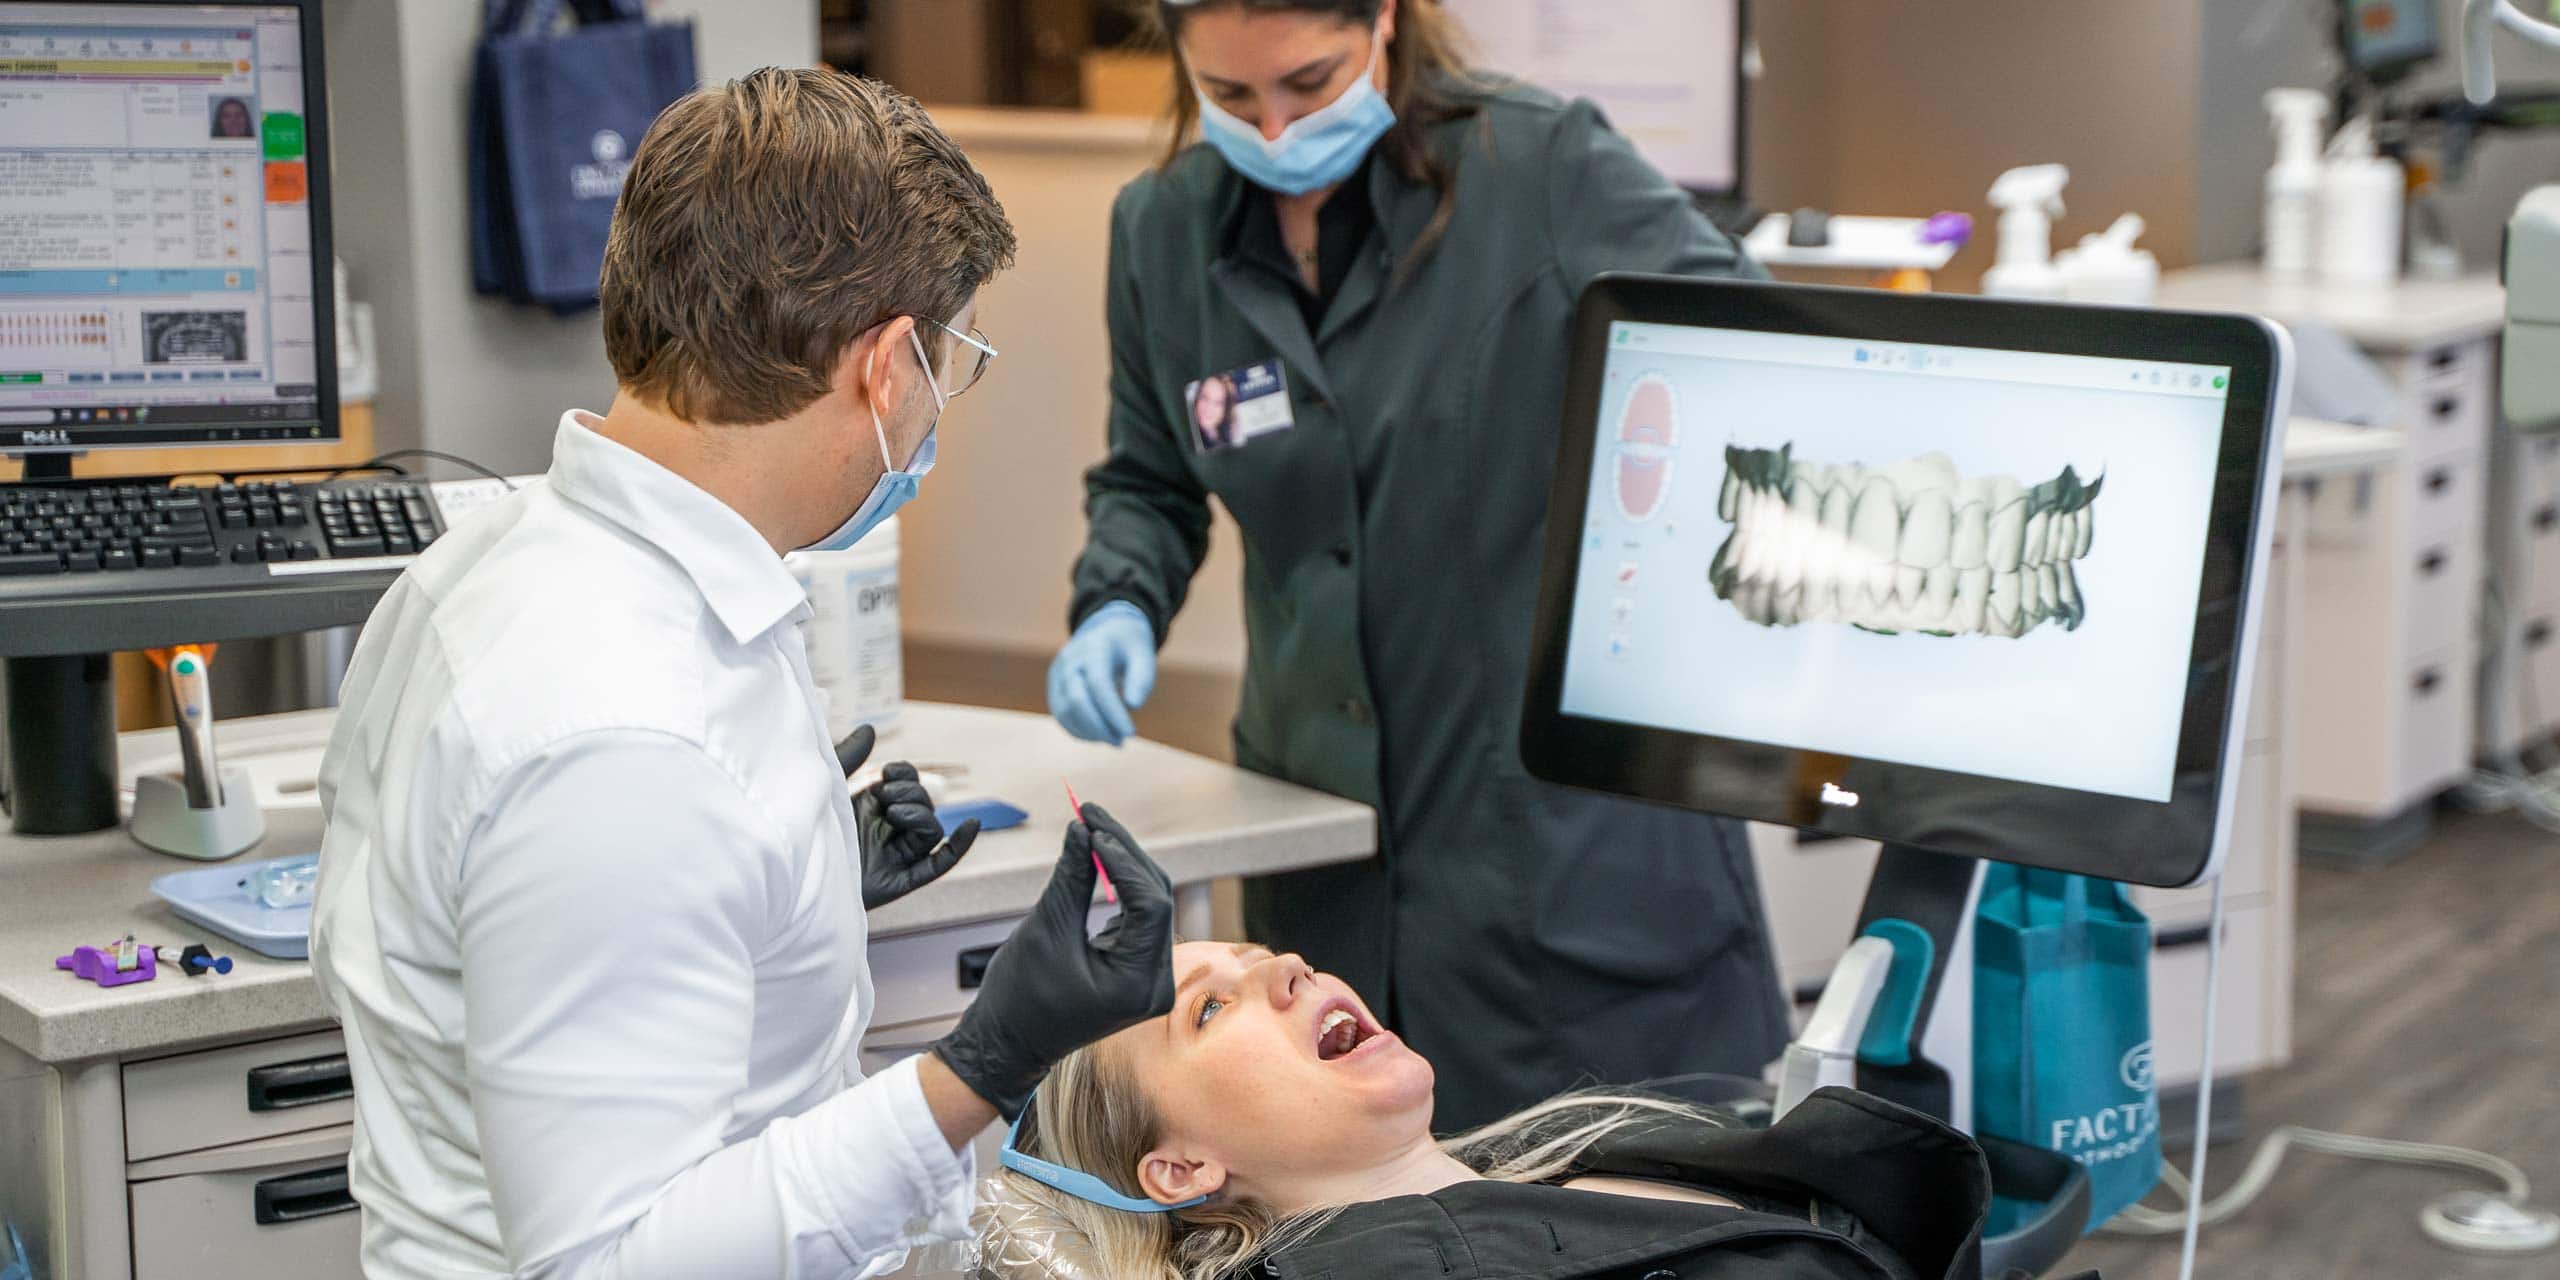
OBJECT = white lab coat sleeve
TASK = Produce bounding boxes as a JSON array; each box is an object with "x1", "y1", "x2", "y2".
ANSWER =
[{"x1": 454, "y1": 730, "x2": 973, "y2": 1279}]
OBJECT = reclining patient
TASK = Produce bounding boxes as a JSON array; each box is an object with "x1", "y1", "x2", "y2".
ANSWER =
[{"x1": 980, "y1": 941, "x2": 1998, "y2": 1280}]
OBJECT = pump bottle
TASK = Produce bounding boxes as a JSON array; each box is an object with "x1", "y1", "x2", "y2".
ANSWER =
[
  {"x1": 1981, "y1": 164, "x2": 2069, "y2": 300},
  {"x1": 2263, "y1": 89, "x2": 2326, "y2": 277}
]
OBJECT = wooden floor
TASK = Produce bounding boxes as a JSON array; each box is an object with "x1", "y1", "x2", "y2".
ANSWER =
[
  {"x1": 912, "y1": 644, "x2": 2560, "y2": 1279},
  {"x1": 2060, "y1": 805, "x2": 2560, "y2": 1279}
]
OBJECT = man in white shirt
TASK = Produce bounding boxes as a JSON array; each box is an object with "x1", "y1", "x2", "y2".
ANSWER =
[{"x1": 310, "y1": 69, "x2": 1176, "y2": 1278}]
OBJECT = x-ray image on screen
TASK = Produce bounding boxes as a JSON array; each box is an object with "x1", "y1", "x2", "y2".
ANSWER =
[{"x1": 1708, "y1": 444, "x2": 2104, "y2": 638}]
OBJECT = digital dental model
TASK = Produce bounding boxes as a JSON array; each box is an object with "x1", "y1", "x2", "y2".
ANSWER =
[{"x1": 1709, "y1": 444, "x2": 2102, "y2": 638}]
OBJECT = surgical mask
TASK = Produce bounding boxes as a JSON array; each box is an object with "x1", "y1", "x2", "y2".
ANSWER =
[
  {"x1": 1192, "y1": 23, "x2": 1393, "y2": 197},
  {"x1": 800, "y1": 327, "x2": 944, "y2": 554}
]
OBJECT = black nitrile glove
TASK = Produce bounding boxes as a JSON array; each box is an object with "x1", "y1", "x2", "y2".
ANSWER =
[
  {"x1": 933, "y1": 802, "x2": 1176, "y2": 1120},
  {"x1": 836, "y1": 725, "x2": 979, "y2": 910}
]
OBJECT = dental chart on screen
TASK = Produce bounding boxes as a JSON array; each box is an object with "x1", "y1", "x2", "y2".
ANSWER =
[{"x1": 1558, "y1": 323, "x2": 2232, "y2": 803}]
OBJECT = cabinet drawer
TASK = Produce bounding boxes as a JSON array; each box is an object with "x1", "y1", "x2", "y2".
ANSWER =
[
  {"x1": 2404, "y1": 455, "x2": 2480, "y2": 542},
  {"x1": 124, "y1": 1031, "x2": 351, "y2": 1162},
  {"x1": 2147, "y1": 906, "x2": 2275, "y2": 1088},
  {"x1": 867, "y1": 906, "x2": 1117, "y2": 1030},
  {"x1": 2390, "y1": 340, "x2": 2486, "y2": 392},
  {"x1": 129, "y1": 1154, "x2": 361, "y2": 1280},
  {"x1": 2402, "y1": 536, "x2": 2474, "y2": 660},
  {"x1": 2401, "y1": 364, "x2": 2493, "y2": 462},
  {"x1": 2511, "y1": 613, "x2": 2560, "y2": 744},
  {"x1": 2395, "y1": 650, "x2": 2473, "y2": 805}
]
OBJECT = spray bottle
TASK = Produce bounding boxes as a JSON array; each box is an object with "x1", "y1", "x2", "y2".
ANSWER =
[
  {"x1": 2263, "y1": 88, "x2": 2327, "y2": 277},
  {"x1": 1982, "y1": 164, "x2": 2070, "y2": 299}
]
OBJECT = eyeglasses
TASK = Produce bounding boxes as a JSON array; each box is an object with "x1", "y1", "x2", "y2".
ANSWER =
[{"x1": 923, "y1": 317, "x2": 999, "y2": 398}]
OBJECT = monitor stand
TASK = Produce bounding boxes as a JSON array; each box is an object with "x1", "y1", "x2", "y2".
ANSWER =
[{"x1": 4, "y1": 450, "x2": 122, "y2": 835}]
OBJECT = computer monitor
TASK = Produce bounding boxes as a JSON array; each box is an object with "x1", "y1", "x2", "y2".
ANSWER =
[
  {"x1": 2339, "y1": 0, "x2": 2439, "y2": 82},
  {"x1": 1461, "y1": 0, "x2": 1744, "y2": 197},
  {"x1": 0, "y1": 0, "x2": 336, "y2": 460},
  {"x1": 1520, "y1": 277, "x2": 2290, "y2": 889}
]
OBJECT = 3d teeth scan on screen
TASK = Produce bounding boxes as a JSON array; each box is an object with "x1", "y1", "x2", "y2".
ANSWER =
[
  {"x1": 1613, "y1": 371, "x2": 1679, "y2": 522},
  {"x1": 1709, "y1": 445, "x2": 2104, "y2": 638}
]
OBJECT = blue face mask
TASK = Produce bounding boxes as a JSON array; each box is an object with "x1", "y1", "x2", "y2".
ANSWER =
[
  {"x1": 800, "y1": 327, "x2": 945, "y2": 554},
  {"x1": 1193, "y1": 24, "x2": 1393, "y2": 197}
]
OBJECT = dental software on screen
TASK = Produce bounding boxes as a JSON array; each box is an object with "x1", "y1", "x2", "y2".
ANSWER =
[{"x1": 1558, "y1": 323, "x2": 2231, "y2": 804}]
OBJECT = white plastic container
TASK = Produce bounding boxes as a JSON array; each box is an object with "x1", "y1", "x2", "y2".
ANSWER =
[
  {"x1": 2319, "y1": 116, "x2": 2403, "y2": 286},
  {"x1": 785, "y1": 515, "x2": 904, "y2": 742},
  {"x1": 2263, "y1": 89, "x2": 2326, "y2": 278},
  {"x1": 2057, "y1": 213, "x2": 2160, "y2": 305}
]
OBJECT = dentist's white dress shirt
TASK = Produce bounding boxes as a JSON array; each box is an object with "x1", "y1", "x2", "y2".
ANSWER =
[{"x1": 312, "y1": 411, "x2": 970, "y2": 1279}]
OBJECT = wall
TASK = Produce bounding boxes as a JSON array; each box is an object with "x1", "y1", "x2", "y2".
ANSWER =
[{"x1": 324, "y1": 0, "x2": 819, "y2": 474}]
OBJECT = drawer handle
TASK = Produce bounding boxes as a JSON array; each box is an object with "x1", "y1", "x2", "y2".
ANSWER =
[
  {"x1": 252, "y1": 1166, "x2": 355, "y2": 1225},
  {"x1": 957, "y1": 944, "x2": 1000, "y2": 990},
  {"x1": 2424, "y1": 468, "x2": 2453, "y2": 495},
  {"x1": 2154, "y1": 923, "x2": 2221, "y2": 952},
  {"x1": 2530, "y1": 621, "x2": 2555, "y2": 649},
  {"x1": 2419, "y1": 548, "x2": 2448, "y2": 577},
  {"x1": 2413, "y1": 668, "x2": 2443, "y2": 695},
  {"x1": 2538, "y1": 505, "x2": 2559, "y2": 534},
  {"x1": 246, "y1": 1054, "x2": 352, "y2": 1112},
  {"x1": 2432, "y1": 395, "x2": 2460, "y2": 420},
  {"x1": 2429, "y1": 347, "x2": 2458, "y2": 371}
]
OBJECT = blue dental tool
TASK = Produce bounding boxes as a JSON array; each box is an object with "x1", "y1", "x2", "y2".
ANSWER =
[{"x1": 999, "y1": 1104, "x2": 1206, "y2": 1214}]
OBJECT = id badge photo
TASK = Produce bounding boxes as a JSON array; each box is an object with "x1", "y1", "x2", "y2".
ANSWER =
[{"x1": 1184, "y1": 359, "x2": 1297, "y2": 454}]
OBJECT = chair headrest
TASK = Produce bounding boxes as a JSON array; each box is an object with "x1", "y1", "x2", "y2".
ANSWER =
[{"x1": 972, "y1": 1175, "x2": 1118, "y2": 1280}]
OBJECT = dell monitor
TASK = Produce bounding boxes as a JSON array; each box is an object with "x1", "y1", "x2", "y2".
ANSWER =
[
  {"x1": 0, "y1": 0, "x2": 337, "y2": 467},
  {"x1": 1521, "y1": 277, "x2": 2289, "y2": 889}
]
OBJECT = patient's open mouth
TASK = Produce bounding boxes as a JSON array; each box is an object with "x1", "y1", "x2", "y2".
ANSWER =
[{"x1": 1316, "y1": 1003, "x2": 1382, "y2": 1062}]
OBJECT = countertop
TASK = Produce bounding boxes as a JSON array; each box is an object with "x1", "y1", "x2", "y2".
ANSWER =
[
  {"x1": 2282, "y1": 417, "x2": 2407, "y2": 479},
  {"x1": 2157, "y1": 263, "x2": 2506, "y2": 351},
  {"x1": 0, "y1": 701, "x2": 1375, "y2": 1065}
]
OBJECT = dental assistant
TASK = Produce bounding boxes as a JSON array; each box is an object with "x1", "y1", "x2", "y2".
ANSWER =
[
  {"x1": 311, "y1": 71, "x2": 1176, "y2": 1278},
  {"x1": 1049, "y1": 0, "x2": 1790, "y2": 1131}
]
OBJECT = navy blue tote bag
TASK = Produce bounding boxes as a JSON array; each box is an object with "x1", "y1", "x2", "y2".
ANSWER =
[{"x1": 470, "y1": 0, "x2": 696, "y2": 313}]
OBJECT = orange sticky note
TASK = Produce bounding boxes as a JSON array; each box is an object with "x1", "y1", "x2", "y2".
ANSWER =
[{"x1": 264, "y1": 161, "x2": 306, "y2": 203}]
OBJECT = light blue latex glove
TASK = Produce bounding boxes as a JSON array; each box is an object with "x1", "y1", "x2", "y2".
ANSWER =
[{"x1": 1048, "y1": 600, "x2": 1156, "y2": 746}]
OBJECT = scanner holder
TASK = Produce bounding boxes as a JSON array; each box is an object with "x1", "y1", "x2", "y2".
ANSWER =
[{"x1": 1779, "y1": 844, "x2": 2092, "y2": 1279}]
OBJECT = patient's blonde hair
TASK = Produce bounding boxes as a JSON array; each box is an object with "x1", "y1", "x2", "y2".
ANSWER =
[{"x1": 994, "y1": 1038, "x2": 1731, "y2": 1280}]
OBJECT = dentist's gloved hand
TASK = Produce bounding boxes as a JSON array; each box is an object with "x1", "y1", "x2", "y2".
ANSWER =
[
  {"x1": 932, "y1": 802, "x2": 1175, "y2": 1120},
  {"x1": 836, "y1": 724, "x2": 980, "y2": 910},
  {"x1": 1047, "y1": 601, "x2": 1156, "y2": 746}
]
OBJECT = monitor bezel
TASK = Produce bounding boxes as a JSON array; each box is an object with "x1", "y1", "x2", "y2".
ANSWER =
[
  {"x1": 1519, "y1": 275, "x2": 2287, "y2": 889},
  {"x1": 1, "y1": 0, "x2": 339, "y2": 455}
]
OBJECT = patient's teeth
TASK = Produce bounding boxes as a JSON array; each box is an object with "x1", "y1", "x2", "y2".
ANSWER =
[
  {"x1": 1818, "y1": 484, "x2": 1854, "y2": 550},
  {"x1": 1987, "y1": 500, "x2": 2026, "y2": 573},
  {"x1": 2058, "y1": 563, "x2": 2084, "y2": 627},
  {"x1": 1778, "y1": 483, "x2": 1821, "y2": 591},
  {"x1": 2020, "y1": 563, "x2": 2047, "y2": 620},
  {"x1": 1951, "y1": 501, "x2": 1988, "y2": 570},
  {"x1": 1953, "y1": 567, "x2": 1990, "y2": 633},
  {"x1": 1901, "y1": 488, "x2": 1953, "y2": 567},
  {"x1": 1849, "y1": 478, "x2": 1901, "y2": 565},
  {"x1": 2036, "y1": 564, "x2": 2062, "y2": 624},
  {"x1": 2072, "y1": 506, "x2": 2094, "y2": 559},
  {"x1": 2023, "y1": 508, "x2": 2051, "y2": 566},
  {"x1": 1719, "y1": 468, "x2": 1740, "y2": 522},
  {"x1": 1895, "y1": 565, "x2": 1925, "y2": 609}
]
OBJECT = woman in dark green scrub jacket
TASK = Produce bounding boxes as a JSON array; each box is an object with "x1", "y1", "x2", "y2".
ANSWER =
[{"x1": 1048, "y1": 0, "x2": 1789, "y2": 1131}]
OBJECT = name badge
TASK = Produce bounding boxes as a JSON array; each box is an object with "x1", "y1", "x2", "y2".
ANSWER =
[{"x1": 1184, "y1": 359, "x2": 1296, "y2": 454}]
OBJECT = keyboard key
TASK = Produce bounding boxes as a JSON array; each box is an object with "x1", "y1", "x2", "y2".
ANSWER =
[
  {"x1": 287, "y1": 541, "x2": 319, "y2": 561},
  {"x1": 279, "y1": 505, "x2": 307, "y2": 526},
  {"x1": 329, "y1": 535, "x2": 385, "y2": 557},
  {"x1": 0, "y1": 552, "x2": 64, "y2": 576},
  {"x1": 102, "y1": 547, "x2": 136, "y2": 570},
  {"x1": 139, "y1": 534, "x2": 208, "y2": 551},
  {"x1": 140, "y1": 545, "x2": 177, "y2": 569},
  {"x1": 145, "y1": 523, "x2": 212, "y2": 541},
  {"x1": 176, "y1": 545, "x2": 218, "y2": 567},
  {"x1": 386, "y1": 534, "x2": 417, "y2": 556},
  {"x1": 63, "y1": 550, "x2": 99, "y2": 572},
  {"x1": 231, "y1": 543, "x2": 259, "y2": 563}
]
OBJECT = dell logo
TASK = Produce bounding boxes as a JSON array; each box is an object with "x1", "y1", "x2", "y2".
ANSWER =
[
  {"x1": 18, "y1": 428, "x2": 71, "y2": 447},
  {"x1": 1819, "y1": 781, "x2": 1861, "y2": 808}
]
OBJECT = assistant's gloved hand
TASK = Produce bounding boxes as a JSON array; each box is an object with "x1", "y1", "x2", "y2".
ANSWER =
[
  {"x1": 933, "y1": 802, "x2": 1176, "y2": 1120},
  {"x1": 836, "y1": 724, "x2": 979, "y2": 910},
  {"x1": 1047, "y1": 601, "x2": 1156, "y2": 746}
]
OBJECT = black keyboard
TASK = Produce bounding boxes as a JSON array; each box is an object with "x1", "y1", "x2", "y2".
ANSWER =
[{"x1": 0, "y1": 478, "x2": 444, "y2": 578}]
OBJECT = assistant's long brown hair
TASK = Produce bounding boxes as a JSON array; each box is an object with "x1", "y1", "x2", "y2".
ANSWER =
[{"x1": 1139, "y1": 0, "x2": 1490, "y2": 269}]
